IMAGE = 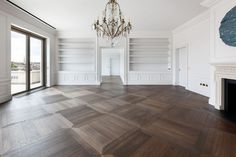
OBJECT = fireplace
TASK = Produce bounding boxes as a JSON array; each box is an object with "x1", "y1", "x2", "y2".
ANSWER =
[{"x1": 224, "y1": 79, "x2": 236, "y2": 115}]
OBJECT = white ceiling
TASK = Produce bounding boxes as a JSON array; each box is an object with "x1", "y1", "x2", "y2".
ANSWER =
[{"x1": 10, "y1": 0, "x2": 206, "y2": 32}]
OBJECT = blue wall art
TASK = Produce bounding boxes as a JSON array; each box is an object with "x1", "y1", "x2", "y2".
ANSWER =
[{"x1": 219, "y1": 6, "x2": 236, "y2": 47}]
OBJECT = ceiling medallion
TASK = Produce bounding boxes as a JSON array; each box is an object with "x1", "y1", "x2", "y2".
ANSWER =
[{"x1": 93, "y1": 0, "x2": 132, "y2": 45}]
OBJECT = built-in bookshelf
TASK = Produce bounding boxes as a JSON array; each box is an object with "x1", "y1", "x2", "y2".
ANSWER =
[
  {"x1": 129, "y1": 38, "x2": 170, "y2": 72},
  {"x1": 58, "y1": 38, "x2": 96, "y2": 72}
]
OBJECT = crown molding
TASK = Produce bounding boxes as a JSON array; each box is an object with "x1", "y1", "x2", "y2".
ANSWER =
[
  {"x1": 200, "y1": 0, "x2": 222, "y2": 8},
  {"x1": 6, "y1": 0, "x2": 55, "y2": 29},
  {"x1": 0, "y1": 1, "x2": 56, "y2": 34},
  {"x1": 173, "y1": 10, "x2": 210, "y2": 34}
]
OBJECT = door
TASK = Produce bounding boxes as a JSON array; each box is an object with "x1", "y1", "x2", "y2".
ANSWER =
[
  {"x1": 101, "y1": 49, "x2": 120, "y2": 76},
  {"x1": 30, "y1": 37, "x2": 44, "y2": 89},
  {"x1": 11, "y1": 27, "x2": 45, "y2": 95},
  {"x1": 178, "y1": 47, "x2": 188, "y2": 88},
  {"x1": 110, "y1": 54, "x2": 120, "y2": 76},
  {"x1": 11, "y1": 31, "x2": 27, "y2": 94}
]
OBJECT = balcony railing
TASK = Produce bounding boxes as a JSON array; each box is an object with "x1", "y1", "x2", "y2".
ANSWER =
[{"x1": 11, "y1": 70, "x2": 41, "y2": 84}]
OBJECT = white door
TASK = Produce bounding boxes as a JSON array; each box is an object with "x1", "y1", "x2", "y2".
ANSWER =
[
  {"x1": 178, "y1": 47, "x2": 187, "y2": 88},
  {"x1": 102, "y1": 54, "x2": 111, "y2": 76},
  {"x1": 111, "y1": 56, "x2": 120, "y2": 76},
  {"x1": 101, "y1": 51, "x2": 120, "y2": 76}
]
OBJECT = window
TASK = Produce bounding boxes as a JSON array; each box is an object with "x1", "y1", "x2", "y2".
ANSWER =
[{"x1": 11, "y1": 26, "x2": 46, "y2": 95}]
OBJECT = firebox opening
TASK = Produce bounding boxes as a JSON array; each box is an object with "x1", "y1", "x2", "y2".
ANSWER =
[{"x1": 224, "y1": 79, "x2": 236, "y2": 115}]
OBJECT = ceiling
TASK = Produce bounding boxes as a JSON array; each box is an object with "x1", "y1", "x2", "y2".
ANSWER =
[{"x1": 9, "y1": 0, "x2": 207, "y2": 32}]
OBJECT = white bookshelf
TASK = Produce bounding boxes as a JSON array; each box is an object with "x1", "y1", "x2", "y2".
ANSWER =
[
  {"x1": 58, "y1": 38, "x2": 96, "y2": 72},
  {"x1": 129, "y1": 38, "x2": 170, "y2": 72}
]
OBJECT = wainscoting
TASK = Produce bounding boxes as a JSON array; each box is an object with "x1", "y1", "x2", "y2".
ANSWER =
[
  {"x1": 0, "y1": 79, "x2": 11, "y2": 103},
  {"x1": 128, "y1": 72, "x2": 172, "y2": 85},
  {"x1": 57, "y1": 72, "x2": 98, "y2": 85}
]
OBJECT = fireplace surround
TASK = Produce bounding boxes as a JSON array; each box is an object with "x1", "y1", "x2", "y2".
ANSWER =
[
  {"x1": 212, "y1": 65, "x2": 236, "y2": 110},
  {"x1": 224, "y1": 79, "x2": 236, "y2": 114}
]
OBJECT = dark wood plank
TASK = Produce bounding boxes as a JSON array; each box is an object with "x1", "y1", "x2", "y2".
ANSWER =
[
  {"x1": 145, "y1": 118, "x2": 203, "y2": 147},
  {"x1": 2, "y1": 129, "x2": 99, "y2": 157},
  {"x1": 42, "y1": 94, "x2": 69, "y2": 104},
  {"x1": 202, "y1": 129, "x2": 236, "y2": 157},
  {"x1": 73, "y1": 115, "x2": 136, "y2": 153},
  {"x1": 113, "y1": 104, "x2": 160, "y2": 127},
  {"x1": 103, "y1": 130, "x2": 150, "y2": 157},
  {"x1": 59, "y1": 106, "x2": 103, "y2": 127}
]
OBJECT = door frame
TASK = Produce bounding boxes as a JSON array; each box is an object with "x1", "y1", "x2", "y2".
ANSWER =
[
  {"x1": 11, "y1": 26, "x2": 46, "y2": 95},
  {"x1": 97, "y1": 47, "x2": 126, "y2": 85},
  {"x1": 174, "y1": 44, "x2": 189, "y2": 89}
]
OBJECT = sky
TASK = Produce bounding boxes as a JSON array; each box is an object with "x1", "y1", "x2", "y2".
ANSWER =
[{"x1": 11, "y1": 31, "x2": 42, "y2": 63}]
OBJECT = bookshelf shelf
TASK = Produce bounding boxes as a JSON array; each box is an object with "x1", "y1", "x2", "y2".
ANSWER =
[
  {"x1": 129, "y1": 38, "x2": 170, "y2": 72},
  {"x1": 58, "y1": 38, "x2": 96, "y2": 72}
]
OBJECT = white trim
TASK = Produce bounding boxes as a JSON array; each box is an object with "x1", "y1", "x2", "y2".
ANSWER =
[
  {"x1": 98, "y1": 47, "x2": 127, "y2": 85},
  {"x1": 0, "y1": 1, "x2": 55, "y2": 34},
  {"x1": 200, "y1": 0, "x2": 222, "y2": 8},
  {"x1": 57, "y1": 71, "x2": 98, "y2": 85},
  {"x1": 0, "y1": 79, "x2": 11, "y2": 85},
  {"x1": 0, "y1": 79, "x2": 11, "y2": 103},
  {"x1": 127, "y1": 71, "x2": 172, "y2": 85},
  {"x1": 173, "y1": 44, "x2": 189, "y2": 89},
  {"x1": 213, "y1": 66, "x2": 236, "y2": 110},
  {"x1": 0, "y1": 95, "x2": 12, "y2": 104},
  {"x1": 173, "y1": 11, "x2": 210, "y2": 34}
]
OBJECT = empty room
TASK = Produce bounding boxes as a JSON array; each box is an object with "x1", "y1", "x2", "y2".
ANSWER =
[{"x1": 0, "y1": 0, "x2": 236, "y2": 156}]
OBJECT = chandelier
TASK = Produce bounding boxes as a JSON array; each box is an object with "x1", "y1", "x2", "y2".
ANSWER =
[{"x1": 93, "y1": 0, "x2": 132, "y2": 40}]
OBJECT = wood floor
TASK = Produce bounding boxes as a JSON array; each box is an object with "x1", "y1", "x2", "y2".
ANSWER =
[{"x1": 1, "y1": 76, "x2": 236, "y2": 157}]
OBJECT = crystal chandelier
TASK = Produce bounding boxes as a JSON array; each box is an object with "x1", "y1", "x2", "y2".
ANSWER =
[{"x1": 93, "y1": 0, "x2": 132, "y2": 40}]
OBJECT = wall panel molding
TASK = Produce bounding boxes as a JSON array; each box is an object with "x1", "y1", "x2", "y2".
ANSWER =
[
  {"x1": 57, "y1": 72, "x2": 98, "y2": 85},
  {"x1": 128, "y1": 72, "x2": 172, "y2": 85},
  {"x1": 173, "y1": 11, "x2": 210, "y2": 34},
  {"x1": 201, "y1": 0, "x2": 222, "y2": 8},
  {"x1": 0, "y1": 79, "x2": 11, "y2": 103}
]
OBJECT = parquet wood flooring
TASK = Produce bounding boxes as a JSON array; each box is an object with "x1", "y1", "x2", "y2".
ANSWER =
[
  {"x1": 0, "y1": 76, "x2": 236, "y2": 157},
  {"x1": 73, "y1": 115, "x2": 136, "y2": 153},
  {"x1": 59, "y1": 105, "x2": 103, "y2": 127},
  {"x1": 112, "y1": 104, "x2": 160, "y2": 127},
  {"x1": 2, "y1": 129, "x2": 99, "y2": 157}
]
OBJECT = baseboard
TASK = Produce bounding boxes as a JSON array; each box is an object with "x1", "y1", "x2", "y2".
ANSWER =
[
  {"x1": 57, "y1": 82, "x2": 101, "y2": 86},
  {"x1": 0, "y1": 95, "x2": 12, "y2": 104},
  {"x1": 127, "y1": 82, "x2": 172, "y2": 85}
]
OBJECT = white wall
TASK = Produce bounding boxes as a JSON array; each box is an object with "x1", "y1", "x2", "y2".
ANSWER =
[
  {"x1": 173, "y1": 11, "x2": 211, "y2": 97},
  {"x1": 209, "y1": 0, "x2": 236, "y2": 64},
  {"x1": 202, "y1": 0, "x2": 236, "y2": 107},
  {"x1": 0, "y1": 1, "x2": 56, "y2": 103}
]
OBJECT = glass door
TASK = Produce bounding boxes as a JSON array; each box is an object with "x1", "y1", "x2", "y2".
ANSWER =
[
  {"x1": 30, "y1": 37, "x2": 44, "y2": 89},
  {"x1": 11, "y1": 27, "x2": 46, "y2": 95},
  {"x1": 11, "y1": 31, "x2": 27, "y2": 94}
]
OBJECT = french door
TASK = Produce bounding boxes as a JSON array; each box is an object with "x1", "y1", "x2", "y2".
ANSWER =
[{"x1": 11, "y1": 26, "x2": 46, "y2": 95}]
